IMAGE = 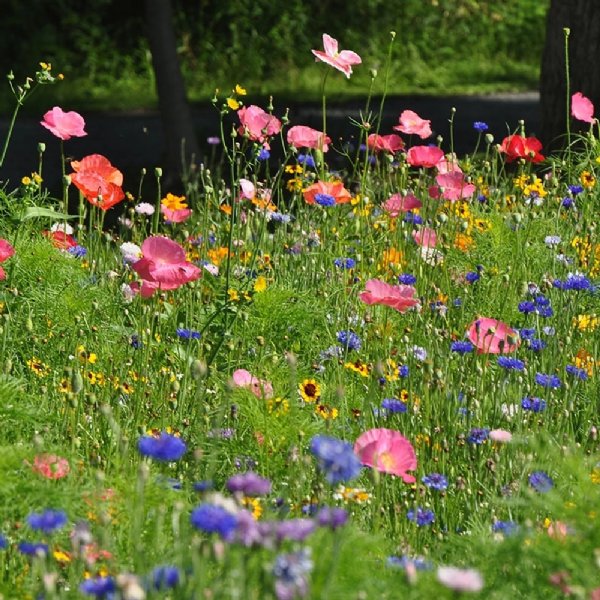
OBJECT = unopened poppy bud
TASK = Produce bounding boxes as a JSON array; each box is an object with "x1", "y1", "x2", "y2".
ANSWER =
[
  {"x1": 154, "y1": 167, "x2": 162, "y2": 178},
  {"x1": 71, "y1": 370, "x2": 83, "y2": 394},
  {"x1": 26, "y1": 316, "x2": 34, "y2": 331},
  {"x1": 37, "y1": 142, "x2": 46, "y2": 153},
  {"x1": 191, "y1": 359, "x2": 207, "y2": 381}
]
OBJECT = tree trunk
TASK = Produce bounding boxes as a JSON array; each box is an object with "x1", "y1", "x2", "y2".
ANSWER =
[
  {"x1": 144, "y1": 0, "x2": 199, "y2": 187},
  {"x1": 540, "y1": 0, "x2": 600, "y2": 150}
]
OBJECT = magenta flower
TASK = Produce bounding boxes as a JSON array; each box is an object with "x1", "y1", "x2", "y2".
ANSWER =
[
  {"x1": 435, "y1": 171, "x2": 476, "y2": 201},
  {"x1": 359, "y1": 279, "x2": 419, "y2": 313},
  {"x1": 0, "y1": 239, "x2": 15, "y2": 281},
  {"x1": 406, "y1": 145, "x2": 444, "y2": 168},
  {"x1": 383, "y1": 193, "x2": 422, "y2": 217},
  {"x1": 367, "y1": 133, "x2": 405, "y2": 153},
  {"x1": 132, "y1": 236, "x2": 201, "y2": 298},
  {"x1": 311, "y1": 33, "x2": 362, "y2": 78},
  {"x1": 394, "y1": 110, "x2": 432, "y2": 139},
  {"x1": 287, "y1": 125, "x2": 331, "y2": 152},
  {"x1": 467, "y1": 317, "x2": 520, "y2": 354},
  {"x1": 571, "y1": 92, "x2": 595, "y2": 123},
  {"x1": 354, "y1": 428, "x2": 417, "y2": 482},
  {"x1": 237, "y1": 105, "x2": 281, "y2": 144},
  {"x1": 41, "y1": 106, "x2": 87, "y2": 140}
]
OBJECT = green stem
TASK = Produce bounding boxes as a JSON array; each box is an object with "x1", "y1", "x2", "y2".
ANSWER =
[
  {"x1": 564, "y1": 28, "x2": 571, "y2": 157},
  {"x1": 0, "y1": 99, "x2": 22, "y2": 169}
]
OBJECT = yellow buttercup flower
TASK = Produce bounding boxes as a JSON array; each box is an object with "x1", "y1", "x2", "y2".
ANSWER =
[
  {"x1": 234, "y1": 84, "x2": 247, "y2": 96},
  {"x1": 227, "y1": 98, "x2": 240, "y2": 111}
]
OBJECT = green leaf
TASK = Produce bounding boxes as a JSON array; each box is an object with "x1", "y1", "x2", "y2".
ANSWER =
[{"x1": 20, "y1": 207, "x2": 76, "y2": 221}]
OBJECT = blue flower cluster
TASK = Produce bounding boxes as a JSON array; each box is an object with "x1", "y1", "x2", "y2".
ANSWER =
[
  {"x1": 309, "y1": 435, "x2": 362, "y2": 484},
  {"x1": 521, "y1": 397, "x2": 546, "y2": 412},
  {"x1": 336, "y1": 330, "x2": 362, "y2": 351}
]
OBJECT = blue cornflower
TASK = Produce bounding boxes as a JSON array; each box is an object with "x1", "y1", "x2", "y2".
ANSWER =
[
  {"x1": 152, "y1": 565, "x2": 181, "y2": 590},
  {"x1": 421, "y1": 473, "x2": 448, "y2": 491},
  {"x1": 553, "y1": 273, "x2": 593, "y2": 290},
  {"x1": 529, "y1": 471, "x2": 554, "y2": 493},
  {"x1": 497, "y1": 356, "x2": 525, "y2": 371},
  {"x1": 309, "y1": 435, "x2": 362, "y2": 484},
  {"x1": 68, "y1": 245, "x2": 87, "y2": 258},
  {"x1": 561, "y1": 197, "x2": 574, "y2": 208},
  {"x1": 26, "y1": 509, "x2": 67, "y2": 534},
  {"x1": 272, "y1": 548, "x2": 313, "y2": 596},
  {"x1": 268, "y1": 211, "x2": 292, "y2": 224},
  {"x1": 399, "y1": 364, "x2": 409, "y2": 378},
  {"x1": 537, "y1": 305, "x2": 554, "y2": 318},
  {"x1": 465, "y1": 271, "x2": 480, "y2": 283},
  {"x1": 176, "y1": 328, "x2": 201, "y2": 340},
  {"x1": 521, "y1": 397, "x2": 546, "y2": 412},
  {"x1": 297, "y1": 153, "x2": 316, "y2": 168},
  {"x1": 451, "y1": 341, "x2": 474, "y2": 354},
  {"x1": 520, "y1": 328, "x2": 536, "y2": 340},
  {"x1": 80, "y1": 576, "x2": 116, "y2": 597},
  {"x1": 17, "y1": 541, "x2": 48, "y2": 556},
  {"x1": 387, "y1": 555, "x2": 432, "y2": 570},
  {"x1": 407, "y1": 507, "x2": 435, "y2": 526},
  {"x1": 528, "y1": 339, "x2": 546, "y2": 352},
  {"x1": 381, "y1": 398, "x2": 407, "y2": 414},
  {"x1": 535, "y1": 373, "x2": 561, "y2": 389},
  {"x1": 534, "y1": 295, "x2": 550, "y2": 307},
  {"x1": 568, "y1": 184, "x2": 584, "y2": 195},
  {"x1": 566, "y1": 365, "x2": 588, "y2": 380},
  {"x1": 333, "y1": 257, "x2": 356, "y2": 269},
  {"x1": 473, "y1": 121, "x2": 489, "y2": 132},
  {"x1": 398, "y1": 273, "x2": 417, "y2": 285},
  {"x1": 190, "y1": 504, "x2": 238, "y2": 540},
  {"x1": 403, "y1": 211, "x2": 423, "y2": 225},
  {"x1": 544, "y1": 235, "x2": 561, "y2": 247},
  {"x1": 492, "y1": 520, "x2": 519, "y2": 536},
  {"x1": 130, "y1": 334, "x2": 142, "y2": 349},
  {"x1": 138, "y1": 431, "x2": 187, "y2": 461},
  {"x1": 257, "y1": 148, "x2": 270, "y2": 161},
  {"x1": 314, "y1": 193, "x2": 336, "y2": 207},
  {"x1": 518, "y1": 301, "x2": 535, "y2": 314},
  {"x1": 0, "y1": 535, "x2": 6, "y2": 550},
  {"x1": 336, "y1": 330, "x2": 362, "y2": 351},
  {"x1": 467, "y1": 428, "x2": 489, "y2": 444}
]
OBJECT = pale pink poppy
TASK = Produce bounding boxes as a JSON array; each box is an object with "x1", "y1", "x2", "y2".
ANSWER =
[
  {"x1": 489, "y1": 429, "x2": 512, "y2": 443},
  {"x1": 30, "y1": 454, "x2": 70, "y2": 479},
  {"x1": 382, "y1": 193, "x2": 422, "y2": 217},
  {"x1": 367, "y1": 133, "x2": 404, "y2": 153},
  {"x1": 571, "y1": 92, "x2": 595, "y2": 123},
  {"x1": 437, "y1": 567, "x2": 484, "y2": 593},
  {"x1": 161, "y1": 206, "x2": 192, "y2": 223},
  {"x1": 239, "y1": 178, "x2": 256, "y2": 200},
  {"x1": 467, "y1": 317, "x2": 520, "y2": 354},
  {"x1": 406, "y1": 145, "x2": 444, "y2": 168},
  {"x1": 41, "y1": 106, "x2": 87, "y2": 140},
  {"x1": 287, "y1": 125, "x2": 331, "y2": 152},
  {"x1": 232, "y1": 368, "x2": 274, "y2": 399},
  {"x1": 311, "y1": 33, "x2": 362, "y2": 78},
  {"x1": 354, "y1": 428, "x2": 417, "y2": 482},
  {"x1": 394, "y1": 110, "x2": 432, "y2": 139},
  {"x1": 359, "y1": 279, "x2": 419, "y2": 313},
  {"x1": 303, "y1": 180, "x2": 352, "y2": 205},
  {"x1": 435, "y1": 171, "x2": 476, "y2": 201},
  {"x1": 132, "y1": 236, "x2": 201, "y2": 298},
  {"x1": 0, "y1": 238, "x2": 15, "y2": 281},
  {"x1": 237, "y1": 105, "x2": 281, "y2": 143},
  {"x1": 412, "y1": 227, "x2": 437, "y2": 248},
  {"x1": 436, "y1": 154, "x2": 462, "y2": 174}
]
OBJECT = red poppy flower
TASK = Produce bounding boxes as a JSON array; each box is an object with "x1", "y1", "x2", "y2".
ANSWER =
[
  {"x1": 499, "y1": 135, "x2": 544, "y2": 163},
  {"x1": 70, "y1": 154, "x2": 125, "y2": 210}
]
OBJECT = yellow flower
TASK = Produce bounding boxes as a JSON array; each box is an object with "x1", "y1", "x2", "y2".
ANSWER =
[
  {"x1": 58, "y1": 379, "x2": 72, "y2": 394},
  {"x1": 241, "y1": 497, "x2": 262, "y2": 519},
  {"x1": 573, "y1": 314, "x2": 599, "y2": 332},
  {"x1": 227, "y1": 98, "x2": 240, "y2": 110},
  {"x1": 591, "y1": 465, "x2": 600, "y2": 484},
  {"x1": 234, "y1": 84, "x2": 247, "y2": 96},
  {"x1": 513, "y1": 174, "x2": 530, "y2": 190},
  {"x1": 378, "y1": 247, "x2": 404, "y2": 272},
  {"x1": 454, "y1": 233, "x2": 474, "y2": 251},
  {"x1": 315, "y1": 404, "x2": 339, "y2": 420},
  {"x1": 472, "y1": 218, "x2": 492, "y2": 233},
  {"x1": 254, "y1": 276, "x2": 268, "y2": 293},
  {"x1": 77, "y1": 345, "x2": 97, "y2": 364},
  {"x1": 299, "y1": 379, "x2": 321, "y2": 403},
  {"x1": 285, "y1": 165, "x2": 303, "y2": 174},
  {"x1": 161, "y1": 193, "x2": 188, "y2": 210},
  {"x1": 228, "y1": 289, "x2": 240, "y2": 302},
  {"x1": 267, "y1": 397, "x2": 290, "y2": 416},
  {"x1": 344, "y1": 360, "x2": 370, "y2": 377},
  {"x1": 333, "y1": 485, "x2": 372, "y2": 504},
  {"x1": 581, "y1": 170, "x2": 596, "y2": 188},
  {"x1": 207, "y1": 247, "x2": 232, "y2": 266},
  {"x1": 21, "y1": 176, "x2": 31, "y2": 186},
  {"x1": 523, "y1": 176, "x2": 547, "y2": 198},
  {"x1": 286, "y1": 177, "x2": 304, "y2": 192},
  {"x1": 27, "y1": 357, "x2": 50, "y2": 378}
]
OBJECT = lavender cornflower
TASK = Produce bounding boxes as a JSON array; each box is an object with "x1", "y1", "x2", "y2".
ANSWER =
[
  {"x1": 528, "y1": 471, "x2": 554, "y2": 493},
  {"x1": 226, "y1": 472, "x2": 272, "y2": 496},
  {"x1": 272, "y1": 548, "x2": 313, "y2": 600},
  {"x1": 422, "y1": 473, "x2": 448, "y2": 491},
  {"x1": 316, "y1": 507, "x2": 348, "y2": 530},
  {"x1": 407, "y1": 507, "x2": 435, "y2": 526},
  {"x1": 467, "y1": 428, "x2": 489, "y2": 444},
  {"x1": 544, "y1": 235, "x2": 561, "y2": 248}
]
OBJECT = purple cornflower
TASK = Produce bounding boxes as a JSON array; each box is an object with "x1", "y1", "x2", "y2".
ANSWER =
[
  {"x1": 535, "y1": 373, "x2": 561, "y2": 389},
  {"x1": 190, "y1": 504, "x2": 238, "y2": 540},
  {"x1": 467, "y1": 428, "x2": 489, "y2": 445},
  {"x1": 422, "y1": 473, "x2": 448, "y2": 491},
  {"x1": 528, "y1": 339, "x2": 546, "y2": 352},
  {"x1": 521, "y1": 397, "x2": 546, "y2": 412},
  {"x1": 18, "y1": 542, "x2": 49, "y2": 556},
  {"x1": 561, "y1": 197, "x2": 574, "y2": 208},
  {"x1": 176, "y1": 328, "x2": 201, "y2": 340},
  {"x1": 226, "y1": 472, "x2": 272, "y2": 496},
  {"x1": 568, "y1": 184, "x2": 583, "y2": 195},
  {"x1": 314, "y1": 193, "x2": 336, "y2": 207},
  {"x1": 26, "y1": 509, "x2": 67, "y2": 534},
  {"x1": 316, "y1": 507, "x2": 348, "y2": 530},
  {"x1": 336, "y1": 330, "x2": 362, "y2": 351},
  {"x1": 566, "y1": 365, "x2": 588, "y2": 380},
  {"x1": 276, "y1": 519, "x2": 316, "y2": 542},
  {"x1": 80, "y1": 576, "x2": 116, "y2": 597},
  {"x1": 518, "y1": 301, "x2": 535, "y2": 314},
  {"x1": 309, "y1": 435, "x2": 362, "y2": 484},
  {"x1": 465, "y1": 271, "x2": 480, "y2": 283},
  {"x1": 529, "y1": 471, "x2": 554, "y2": 493},
  {"x1": 399, "y1": 364, "x2": 409, "y2": 378},
  {"x1": 398, "y1": 273, "x2": 417, "y2": 285},
  {"x1": 492, "y1": 520, "x2": 519, "y2": 536},
  {"x1": 403, "y1": 211, "x2": 423, "y2": 225},
  {"x1": 497, "y1": 356, "x2": 525, "y2": 371},
  {"x1": 381, "y1": 398, "x2": 407, "y2": 414},
  {"x1": 451, "y1": 341, "x2": 475, "y2": 354},
  {"x1": 272, "y1": 548, "x2": 313, "y2": 600},
  {"x1": 257, "y1": 148, "x2": 270, "y2": 161},
  {"x1": 333, "y1": 257, "x2": 356, "y2": 269},
  {"x1": 152, "y1": 566, "x2": 181, "y2": 590},
  {"x1": 138, "y1": 431, "x2": 187, "y2": 461},
  {"x1": 519, "y1": 328, "x2": 536, "y2": 340},
  {"x1": 407, "y1": 507, "x2": 435, "y2": 526}
]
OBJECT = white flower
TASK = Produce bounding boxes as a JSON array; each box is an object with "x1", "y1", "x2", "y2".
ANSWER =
[
  {"x1": 437, "y1": 566, "x2": 483, "y2": 593},
  {"x1": 50, "y1": 222, "x2": 74, "y2": 234},
  {"x1": 134, "y1": 202, "x2": 155, "y2": 215},
  {"x1": 120, "y1": 242, "x2": 142, "y2": 264}
]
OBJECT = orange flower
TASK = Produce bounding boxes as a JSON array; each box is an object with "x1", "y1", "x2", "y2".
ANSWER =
[
  {"x1": 70, "y1": 154, "x2": 125, "y2": 210},
  {"x1": 303, "y1": 180, "x2": 352, "y2": 206}
]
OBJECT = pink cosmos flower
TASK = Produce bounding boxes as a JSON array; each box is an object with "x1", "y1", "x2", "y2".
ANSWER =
[
  {"x1": 359, "y1": 279, "x2": 419, "y2": 313},
  {"x1": 382, "y1": 193, "x2": 422, "y2": 217},
  {"x1": 412, "y1": 227, "x2": 437, "y2": 248},
  {"x1": 394, "y1": 110, "x2": 432, "y2": 139},
  {"x1": 406, "y1": 145, "x2": 444, "y2": 168},
  {"x1": 437, "y1": 567, "x2": 484, "y2": 593},
  {"x1": 489, "y1": 429, "x2": 512, "y2": 443},
  {"x1": 0, "y1": 238, "x2": 15, "y2": 281},
  {"x1": 467, "y1": 317, "x2": 520, "y2": 354},
  {"x1": 41, "y1": 106, "x2": 87, "y2": 140},
  {"x1": 237, "y1": 105, "x2": 282, "y2": 144},
  {"x1": 435, "y1": 171, "x2": 476, "y2": 201},
  {"x1": 354, "y1": 428, "x2": 417, "y2": 482},
  {"x1": 571, "y1": 92, "x2": 595, "y2": 123},
  {"x1": 132, "y1": 236, "x2": 201, "y2": 298},
  {"x1": 303, "y1": 180, "x2": 352, "y2": 205},
  {"x1": 287, "y1": 125, "x2": 331, "y2": 152},
  {"x1": 30, "y1": 454, "x2": 70, "y2": 479},
  {"x1": 311, "y1": 33, "x2": 362, "y2": 78},
  {"x1": 232, "y1": 369, "x2": 274, "y2": 399},
  {"x1": 367, "y1": 133, "x2": 405, "y2": 154}
]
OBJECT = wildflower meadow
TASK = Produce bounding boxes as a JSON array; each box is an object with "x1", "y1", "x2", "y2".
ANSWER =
[{"x1": 0, "y1": 32, "x2": 599, "y2": 600}]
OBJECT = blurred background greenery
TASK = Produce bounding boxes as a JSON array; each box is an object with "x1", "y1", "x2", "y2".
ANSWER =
[{"x1": 0, "y1": 0, "x2": 549, "y2": 113}]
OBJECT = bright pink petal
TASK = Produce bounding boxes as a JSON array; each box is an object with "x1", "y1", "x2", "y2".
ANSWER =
[
  {"x1": 412, "y1": 227, "x2": 437, "y2": 248},
  {"x1": 41, "y1": 106, "x2": 87, "y2": 141},
  {"x1": 383, "y1": 193, "x2": 422, "y2": 217},
  {"x1": 467, "y1": 317, "x2": 520, "y2": 354},
  {"x1": 572, "y1": 92, "x2": 595, "y2": 123},
  {"x1": 287, "y1": 125, "x2": 330, "y2": 152},
  {"x1": 233, "y1": 369, "x2": 253, "y2": 387},
  {"x1": 406, "y1": 146, "x2": 444, "y2": 168},
  {"x1": 0, "y1": 239, "x2": 15, "y2": 262},
  {"x1": 140, "y1": 236, "x2": 187, "y2": 264},
  {"x1": 394, "y1": 110, "x2": 432, "y2": 139}
]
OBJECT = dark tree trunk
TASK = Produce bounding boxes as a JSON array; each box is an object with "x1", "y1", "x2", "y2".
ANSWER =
[
  {"x1": 144, "y1": 0, "x2": 199, "y2": 187},
  {"x1": 540, "y1": 0, "x2": 600, "y2": 150}
]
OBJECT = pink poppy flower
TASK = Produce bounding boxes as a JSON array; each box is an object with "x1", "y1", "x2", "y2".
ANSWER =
[
  {"x1": 237, "y1": 105, "x2": 281, "y2": 143},
  {"x1": 437, "y1": 567, "x2": 484, "y2": 593},
  {"x1": 303, "y1": 180, "x2": 352, "y2": 205},
  {"x1": 412, "y1": 227, "x2": 437, "y2": 248},
  {"x1": 239, "y1": 179, "x2": 256, "y2": 200},
  {"x1": 0, "y1": 238, "x2": 15, "y2": 281},
  {"x1": 394, "y1": 110, "x2": 432, "y2": 139},
  {"x1": 547, "y1": 520, "x2": 569, "y2": 540},
  {"x1": 489, "y1": 429, "x2": 512, "y2": 443},
  {"x1": 359, "y1": 279, "x2": 419, "y2": 313},
  {"x1": 367, "y1": 133, "x2": 405, "y2": 153},
  {"x1": 571, "y1": 92, "x2": 595, "y2": 123},
  {"x1": 232, "y1": 368, "x2": 274, "y2": 399},
  {"x1": 406, "y1": 145, "x2": 444, "y2": 168},
  {"x1": 354, "y1": 428, "x2": 417, "y2": 482},
  {"x1": 436, "y1": 154, "x2": 462, "y2": 174},
  {"x1": 382, "y1": 193, "x2": 422, "y2": 217},
  {"x1": 287, "y1": 125, "x2": 331, "y2": 152},
  {"x1": 132, "y1": 236, "x2": 201, "y2": 298},
  {"x1": 311, "y1": 33, "x2": 362, "y2": 78},
  {"x1": 161, "y1": 206, "x2": 192, "y2": 223},
  {"x1": 41, "y1": 106, "x2": 87, "y2": 140},
  {"x1": 467, "y1": 317, "x2": 520, "y2": 354},
  {"x1": 435, "y1": 171, "x2": 476, "y2": 201},
  {"x1": 30, "y1": 454, "x2": 70, "y2": 479},
  {"x1": 499, "y1": 135, "x2": 544, "y2": 163},
  {"x1": 70, "y1": 154, "x2": 125, "y2": 211}
]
